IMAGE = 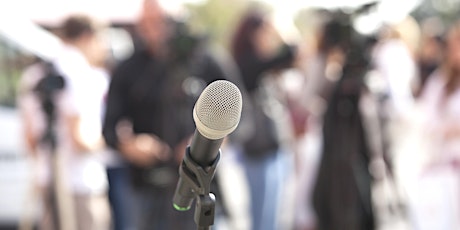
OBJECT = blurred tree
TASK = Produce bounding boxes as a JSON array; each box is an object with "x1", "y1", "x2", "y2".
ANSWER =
[
  {"x1": 0, "y1": 40, "x2": 35, "y2": 107},
  {"x1": 412, "y1": 0, "x2": 460, "y2": 25},
  {"x1": 184, "y1": 0, "x2": 272, "y2": 49}
]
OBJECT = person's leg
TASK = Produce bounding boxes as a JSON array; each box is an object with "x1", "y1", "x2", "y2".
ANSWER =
[
  {"x1": 135, "y1": 186, "x2": 196, "y2": 230},
  {"x1": 73, "y1": 193, "x2": 111, "y2": 230},
  {"x1": 241, "y1": 154, "x2": 267, "y2": 230},
  {"x1": 73, "y1": 194, "x2": 90, "y2": 230},
  {"x1": 39, "y1": 187, "x2": 56, "y2": 230},
  {"x1": 130, "y1": 186, "x2": 150, "y2": 230},
  {"x1": 89, "y1": 194, "x2": 111, "y2": 230},
  {"x1": 131, "y1": 186, "x2": 171, "y2": 230},
  {"x1": 260, "y1": 150, "x2": 290, "y2": 230},
  {"x1": 214, "y1": 144, "x2": 252, "y2": 230},
  {"x1": 107, "y1": 166, "x2": 136, "y2": 230}
]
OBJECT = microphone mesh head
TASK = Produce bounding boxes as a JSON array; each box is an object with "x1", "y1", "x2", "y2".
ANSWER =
[{"x1": 193, "y1": 80, "x2": 242, "y2": 140}]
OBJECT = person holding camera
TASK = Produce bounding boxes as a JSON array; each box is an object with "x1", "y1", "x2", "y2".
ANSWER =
[
  {"x1": 102, "y1": 0, "x2": 231, "y2": 229},
  {"x1": 19, "y1": 15, "x2": 111, "y2": 230}
]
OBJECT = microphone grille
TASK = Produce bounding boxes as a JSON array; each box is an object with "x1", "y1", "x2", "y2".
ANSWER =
[{"x1": 193, "y1": 80, "x2": 242, "y2": 140}]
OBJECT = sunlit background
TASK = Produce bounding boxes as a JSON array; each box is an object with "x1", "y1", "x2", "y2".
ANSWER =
[
  {"x1": 1, "y1": 0, "x2": 457, "y2": 106},
  {"x1": 1, "y1": 0, "x2": 460, "y2": 229}
]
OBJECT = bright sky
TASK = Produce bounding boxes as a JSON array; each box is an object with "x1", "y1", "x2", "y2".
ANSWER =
[
  {"x1": 0, "y1": 0, "x2": 421, "y2": 25},
  {"x1": 0, "y1": 0, "x2": 422, "y2": 59}
]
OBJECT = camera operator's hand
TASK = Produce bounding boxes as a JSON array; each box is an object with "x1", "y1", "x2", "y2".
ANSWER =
[
  {"x1": 119, "y1": 134, "x2": 171, "y2": 167},
  {"x1": 116, "y1": 120, "x2": 171, "y2": 167}
]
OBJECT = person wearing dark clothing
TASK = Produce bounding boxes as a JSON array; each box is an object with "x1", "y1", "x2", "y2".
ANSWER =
[
  {"x1": 102, "y1": 1, "x2": 229, "y2": 229},
  {"x1": 229, "y1": 9, "x2": 296, "y2": 230},
  {"x1": 231, "y1": 9, "x2": 296, "y2": 157},
  {"x1": 311, "y1": 14, "x2": 376, "y2": 230},
  {"x1": 417, "y1": 35, "x2": 444, "y2": 97},
  {"x1": 235, "y1": 44, "x2": 295, "y2": 93}
]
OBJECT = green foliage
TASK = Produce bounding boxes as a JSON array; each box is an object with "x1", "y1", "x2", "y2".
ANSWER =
[
  {"x1": 0, "y1": 40, "x2": 35, "y2": 107},
  {"x1": 184, "y1": 0, "x2": 275, "y2": 49},
  {"x1": 185, "y1": 0, "x2": 246, "y2": 48}
]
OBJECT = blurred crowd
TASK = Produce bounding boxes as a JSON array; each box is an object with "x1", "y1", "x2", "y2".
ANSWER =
[{"x1": 14, "y1": 0, "x2": 460, "y2": 230}]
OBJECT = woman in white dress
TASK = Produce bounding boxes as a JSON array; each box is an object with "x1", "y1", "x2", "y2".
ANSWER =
[{"x1": 416, "y1": 20, "x2": 460, "y2": 230}]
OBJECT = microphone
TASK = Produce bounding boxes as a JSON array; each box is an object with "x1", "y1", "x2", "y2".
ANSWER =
[{"x1": 173, "y1": 80, "x2": 242, "y2": 214}]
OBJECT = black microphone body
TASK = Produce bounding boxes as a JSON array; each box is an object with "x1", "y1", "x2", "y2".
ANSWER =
[
  {"x1": 189, "y1": 130, "x2": 223, "y2": 168},
  {"x1": 172, "y1": 80, "x2": 242, "y2": 229}
]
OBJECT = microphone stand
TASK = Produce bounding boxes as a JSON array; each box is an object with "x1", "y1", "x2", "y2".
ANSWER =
[{"x1": 176, "y1": 147, "x2": 220, "y2": 230}]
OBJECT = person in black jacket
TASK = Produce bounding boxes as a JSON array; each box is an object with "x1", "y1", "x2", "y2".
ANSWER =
[
  {"x1": 102, "y1": 1, "x2": 230, "y2": 229},
  {"x1": 311, "y1": 10, "x2": 376, "y2": 230}
]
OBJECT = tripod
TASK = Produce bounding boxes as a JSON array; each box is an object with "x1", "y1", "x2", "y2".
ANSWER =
[
  {"x1": 34, "y1": 63, "x2": 74, "y2": 230},
  {"x1": 40, "y1": 90, "x2": 61, "y2": 229}
]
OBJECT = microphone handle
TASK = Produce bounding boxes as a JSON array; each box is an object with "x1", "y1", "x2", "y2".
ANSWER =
[
  {"x1": 173, "y1": 130, "x2": 222, "y2": 211},
  {"x1": 189, "y1": 130, "x2": 223, "y2": 168}
]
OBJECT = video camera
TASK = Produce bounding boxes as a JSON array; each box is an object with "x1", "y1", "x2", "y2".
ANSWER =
[
  {"x1": 33, "y1": 61, "x2": 65, "y2": 146},
  {"x1": 167, "y1": 20, "x2": 202, "y2": 63},
  {"x1": 34, "y1": 62, "x2": 65, "y2": 114},
  {"x1": 320, "y1": 2, "x2": 379, "y2": 81}
]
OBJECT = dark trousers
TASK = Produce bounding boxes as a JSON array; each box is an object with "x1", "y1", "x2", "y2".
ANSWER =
[
  {"x1": 107, "y1": 166, "x2": 136, "y2": 230},
  {"x1": 131, "y1": 185, "x2": 196, "y2": 230}
]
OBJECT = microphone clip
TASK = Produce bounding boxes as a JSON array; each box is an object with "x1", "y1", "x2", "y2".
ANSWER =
[{"x1": 173, "y1": 146, "x2": 220, "y2": 229}]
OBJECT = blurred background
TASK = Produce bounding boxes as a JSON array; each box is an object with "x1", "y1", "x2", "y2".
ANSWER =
[{"x1": 1, "y1": 0, "x2": 460, "y2": 230}]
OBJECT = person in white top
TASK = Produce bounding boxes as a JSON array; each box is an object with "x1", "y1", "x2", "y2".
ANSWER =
[
  {"x1": 372, "y1": 20, "x2": 419, "y2": 120},
  {"x1": 413, "y1": 20, "x2": 460, "y2": 230},
  {"x1": 18, "y1": 15, "x2": 110, "y2": 230}
]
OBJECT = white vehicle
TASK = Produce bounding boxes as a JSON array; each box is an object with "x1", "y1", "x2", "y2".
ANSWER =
[{"x1": 0, "y1": 106, "x2": 32, "y2": 229}]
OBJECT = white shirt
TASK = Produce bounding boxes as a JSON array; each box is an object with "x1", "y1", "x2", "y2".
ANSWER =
[
  {"x1": 54, "y1": 45, "x2": 109, "y2": 195},
  {"x1": 410, "y1": 70, "x2": 460, "y2": 230},
  {"x1": 420, "y1": 71, "x2": 460, "y2": 162},
  {"x1": 373, "y1": 39, "x2": 417, "y2": 118},
  {"x1": 19, "y1": 45, "x2": 109, "y2": 195}
]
